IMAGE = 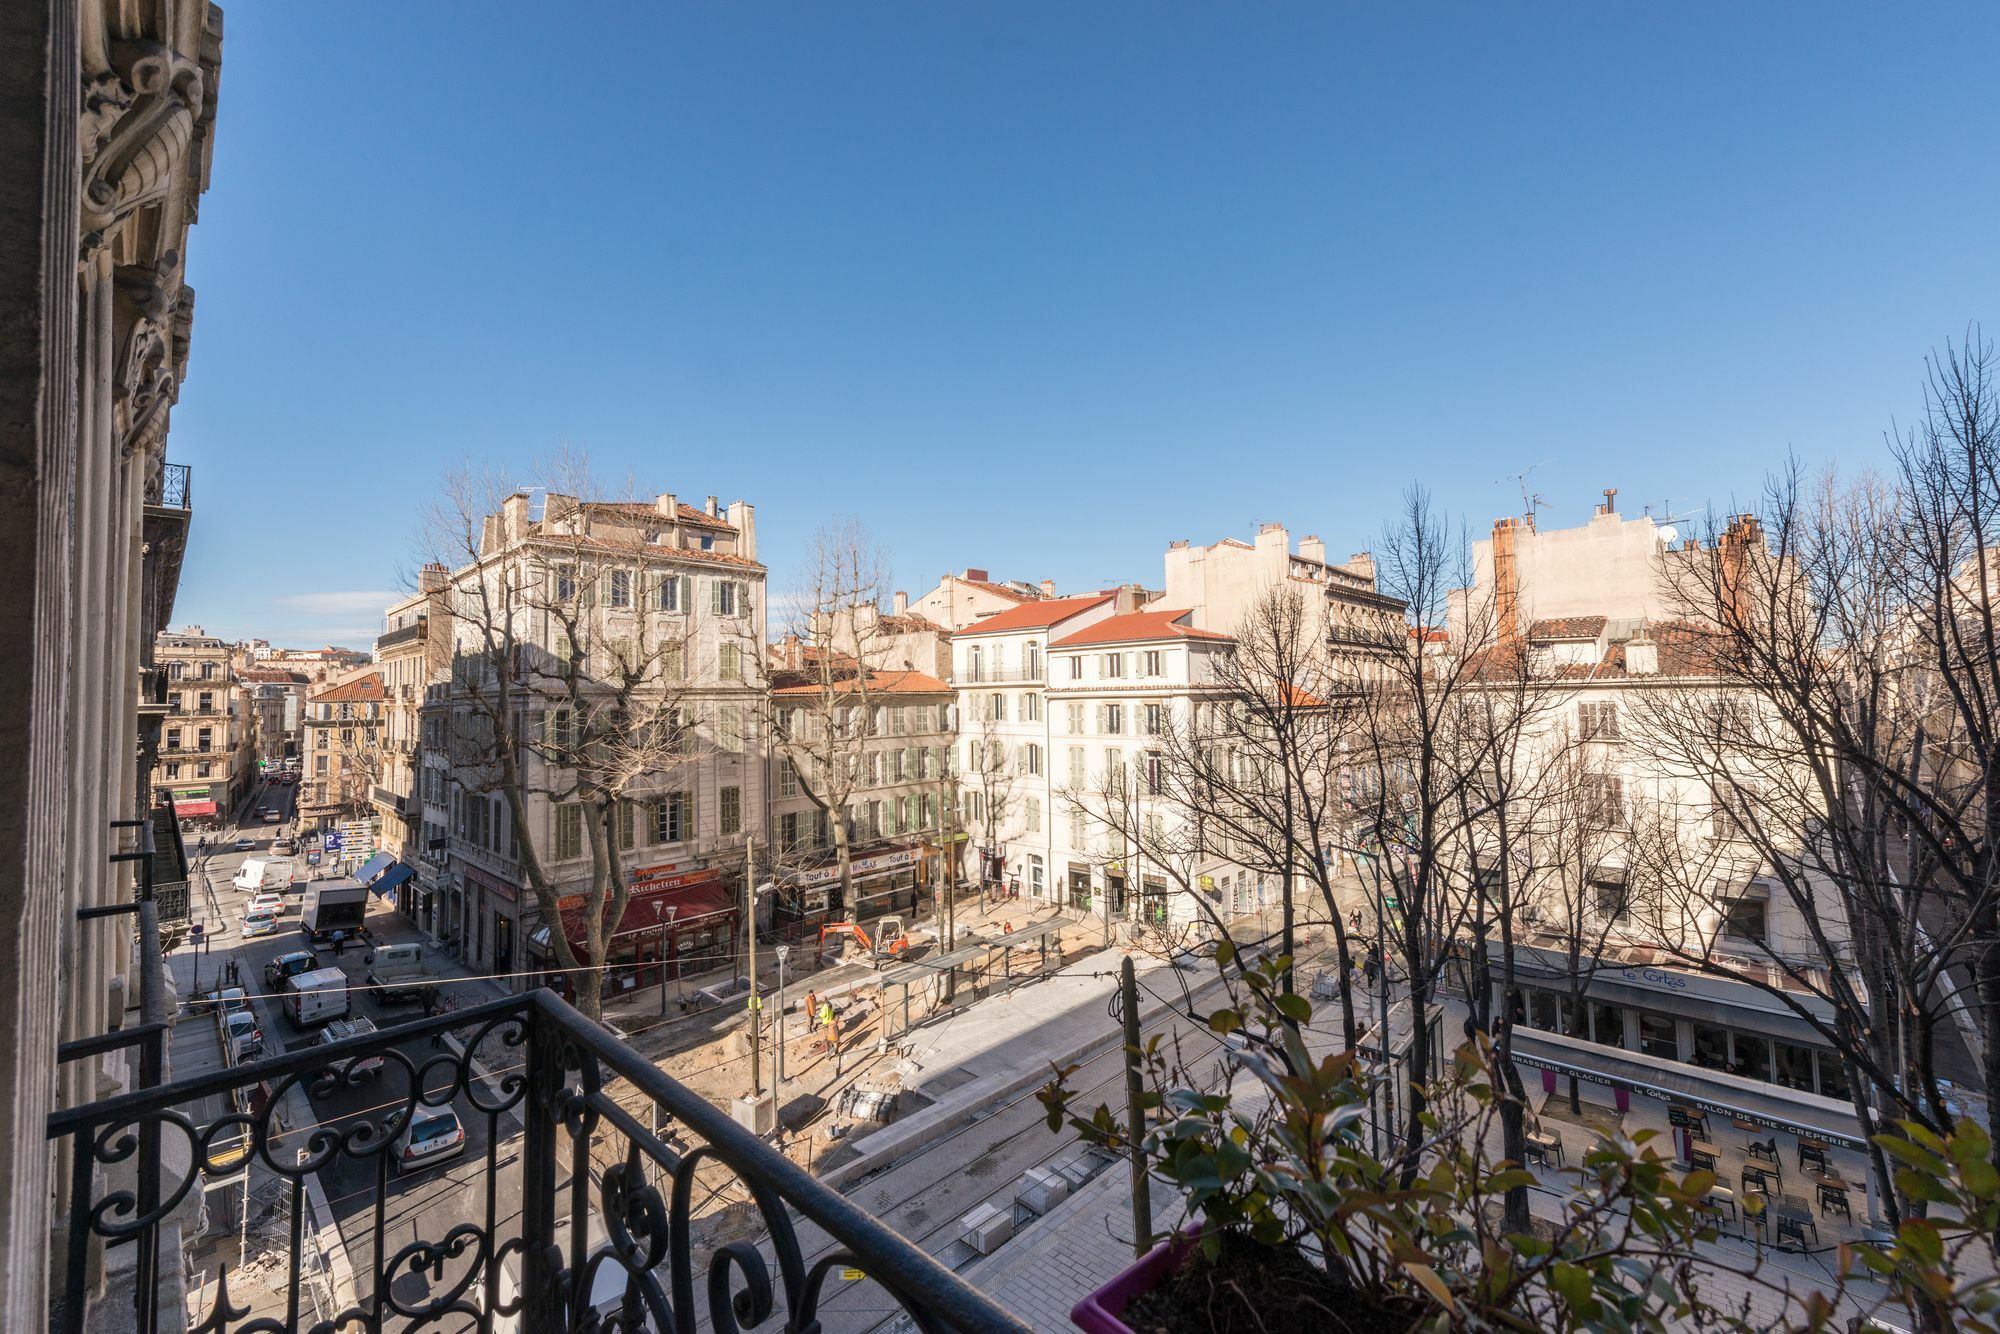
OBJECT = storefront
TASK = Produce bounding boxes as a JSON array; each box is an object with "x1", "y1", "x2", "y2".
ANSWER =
[
  {"x1": 163, "y1": 794, "x2": 219, "y2": 832},
  {"x1": 527, "y1": 863, "x2": 737, "y2": 1000},
  {"x1": 778, "y1": 844, "x2": 929, "y2": 928}
]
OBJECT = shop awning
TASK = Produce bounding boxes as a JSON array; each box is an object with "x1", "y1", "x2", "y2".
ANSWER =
[
  {"x1": 353, "y1": 852, "x2": 395, "y2": 885},
  {"x1": 542, "y1": 876, "x2": 737, "y2": 953},
  {"x1": 368, "y1": 864, "x2": 415, "y2": 899},
  {"x1": 1509, "y1": 1028, "x2": 1864, "y2": 1149},
  {"x1": 166, "y1": 798, "x2": 217, "y2": 818}
]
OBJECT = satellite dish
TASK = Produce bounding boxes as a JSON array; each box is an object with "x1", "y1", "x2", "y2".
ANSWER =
[{"x1": 1658, "y1": 525, "x2": 1678, "y2": 547}]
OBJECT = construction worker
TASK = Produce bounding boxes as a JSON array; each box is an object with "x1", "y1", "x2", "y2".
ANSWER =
[
  {"x1": 816, "y1": 998, "x2": 837, "y2": 1047},
  {"x1": 802, "y1": 990, "x2": 818, "y2": 1035}
]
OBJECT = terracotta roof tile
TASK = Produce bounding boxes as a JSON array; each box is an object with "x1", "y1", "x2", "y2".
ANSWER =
[
  {"x1": 310, "y1": 671, "x2": 386, "y2": 702},
  {"x1": 583, "y1": 501, "x2": 737, "y2": 531},
  {"x1": 1527, "y1": 615, "x2": 1608, "y2": 641},
  {"x1": 1049, "y1": 608, "x2": 1233, "y2": 649},
  {"x1": 955, "y1": 593, "x2": 1115, "y2": 636},
  {"x1": 771, "y1": 669, "x2": 952, "y2": 697}
]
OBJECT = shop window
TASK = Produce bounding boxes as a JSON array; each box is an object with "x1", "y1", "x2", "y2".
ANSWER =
[
  {"x1": 1691, "y1": 1023, "x2": 1729, "y2": 1071},
  {"x1": 1817, "y1": 1050, "x2": 1851, "y2": 1101},
  {"x1": 1590, "y1": 1001, "x2": 1626, "y2": 1049},
  {"x1": 1730, "y1": 1033, "x2": 1771, "y2": 1082},
  {"x1": 1637, "y1": 1013, "x2": 1679, "y2": 1060},
  {"x1": 1528, "y1": 991, "x2": 1561, "y2": 1032},
  {"x1": 1773, "y1": 1041, "x2": 1816, "y2": 1092}
]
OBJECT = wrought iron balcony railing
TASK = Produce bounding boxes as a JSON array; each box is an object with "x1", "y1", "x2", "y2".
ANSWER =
[
  {"x1": 50, "y1": 988, "x2": 1024, "y2": 1334},
  {"x1": 155, "y1": 462, "x2": 191, "y2": 511}
]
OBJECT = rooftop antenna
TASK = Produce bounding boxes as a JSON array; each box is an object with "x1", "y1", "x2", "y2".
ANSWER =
[{"x1": 1498, "y1": 464, "x2": 1546, "y2": 525}]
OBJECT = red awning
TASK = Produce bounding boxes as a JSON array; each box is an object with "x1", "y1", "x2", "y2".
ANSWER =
[
  {"x1": 556, "y1": 876, "x2": 736, "y2": 950},
  {"x1": 167, "y1": 798, "x2": 217, "y2": 818}
]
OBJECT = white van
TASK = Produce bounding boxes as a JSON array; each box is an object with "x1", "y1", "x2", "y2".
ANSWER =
[
  {"x1": 363, "y1": 943, "x2": 427, "y2": 1003},
  {"x1": 232, "y1": 858, "x2": 294, "y2": 893},
  {"x1": 284, "y1": 967, "x2": 351, "y2": 1028}
]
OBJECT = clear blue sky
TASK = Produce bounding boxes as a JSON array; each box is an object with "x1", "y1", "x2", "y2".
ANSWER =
[{"x1": 170, "y1": 2, "x2": 2000, "y2": 648}]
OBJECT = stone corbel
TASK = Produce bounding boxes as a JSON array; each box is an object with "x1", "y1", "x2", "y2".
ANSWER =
[
  {"x1": 114, "y1": 253, "x2": 184, "y2": 459},
  {"x1": 81, "y1": 42, "x2": 205, "y2": 255}
]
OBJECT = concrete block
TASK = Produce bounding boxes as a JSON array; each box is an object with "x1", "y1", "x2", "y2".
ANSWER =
[
  {"x1": 1015, "y1": 1166, "x2": 1070, "y2": 1215},
  {"x1": 960, "y1": 1201, "x2": 1015, "y2": 1255}
]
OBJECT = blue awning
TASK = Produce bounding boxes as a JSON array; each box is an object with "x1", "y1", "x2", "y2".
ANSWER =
[
  {"x1": 369, "y1": 864, "x2": 415, "y2": 899},
  {"x1": 352, "y1": 852, "x2": 395, "y2": 885}
]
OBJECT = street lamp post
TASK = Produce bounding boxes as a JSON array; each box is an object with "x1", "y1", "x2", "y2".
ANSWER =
[{"x1": 774, "y1": 944, "x2": 791, "y2": 1092}]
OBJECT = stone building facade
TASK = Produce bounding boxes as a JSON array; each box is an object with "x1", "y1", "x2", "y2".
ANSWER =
[
  {"x1": 0, "y1": 0, "x2": 225, "y2": 1322},
  {"x1": 154, "y1": 626, "x2": 252, "y2": 820}
]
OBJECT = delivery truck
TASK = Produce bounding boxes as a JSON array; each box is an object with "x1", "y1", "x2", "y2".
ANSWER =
[
  {"x1": 362, "y1": 943, "x2": 430, "y2": 1005},
  {"x1": 283, "y1": 967, "x2": 351, "y2": 1028},
  {"x1": 300, "y1": 880, "x2": 368, "y2": 943}
]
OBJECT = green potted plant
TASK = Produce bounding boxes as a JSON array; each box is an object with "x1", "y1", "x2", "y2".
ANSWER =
[{"x1": 1041, "y1": 945, "x2": 1736, "y2": 1334}]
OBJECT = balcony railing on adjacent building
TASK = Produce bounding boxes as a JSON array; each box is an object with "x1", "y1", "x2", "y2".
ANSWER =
[
  {"x1": 49, "y1": 989, "x2": 1025, "y2": 1334},
  {"x1": 375, "y1": 618, "x2": 429, "y2": 654},
  {"x1": 156, "y1": 462, "x2": 191, "y2": 511}
]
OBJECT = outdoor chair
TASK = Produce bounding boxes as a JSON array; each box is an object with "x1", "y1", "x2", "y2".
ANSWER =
[
  {"x1": 1775, "y1": 1214, "x2": 1818, "y2": 1248},
  {"x1": 1703, "y1": 1185, "x2": 1737, "y2": 1223},
  {"x1": 1797, "y1": 1141, "x2": 1829, "y2": 1173},
  {"x1": 1818, "y1": 1183, "x2": 1852, "y2": 1222},
  {"x1": 1748, "y1": 1137, "x2": 1780, "y2": 1167}
]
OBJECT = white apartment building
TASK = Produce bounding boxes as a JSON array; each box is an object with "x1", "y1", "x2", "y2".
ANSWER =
[
  {"x1": 1044, "y1": 608, "x2": 1255, "y2": 927},
  {"x1": 953, "y1": 593, "x2": 1122, "y2": 903},
  {"x1": 1164, "y1": 522, "x2": 1401, "y2": 650},
  {"x1": 436, "y1": 491, "x2": 766, "y2": 990},
  {"x1": 908, "y1": 567, "x2": 1055, "y2": 632}
]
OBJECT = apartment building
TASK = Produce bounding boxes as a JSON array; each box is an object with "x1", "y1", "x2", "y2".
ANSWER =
[
  {"x1": 952, "y1": 592, "x2": 1128, "y2": 905},
  {"x1": 1044, "y1": 608, "x2": 1254, "y2": 926},
  {"x1": 907, "y1": 566, "x2": 1055, "y2": 631},
  {"x1": 235, "y1": 666, "x2": 308, "y2": 764},
  {"x1": 1164, "y1": 523, "x2": 1404, "y2": 657},
  {"x1": 298, "y1": 672, "x2": 387, "y2": 874},
  {"x1": 436, "y1": 491, "x2": 766, "y2": 991},
  {"x1": 371, "y1": 566, "x2": 453, "y2": 922},
  {"x1": 768, "y1": 670, "x2": 957, "y2": 927},
  {"x1": 155, "y1": 627, "x2": 254, "y2": 823}
]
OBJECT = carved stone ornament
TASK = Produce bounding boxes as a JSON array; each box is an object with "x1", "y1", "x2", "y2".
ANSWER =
[
  {"x1": 114, "y1": 251, "x2": 183, "y2": 458},
  {"x1": 80, "y1": 41, "x2": 205, "y2": 254}
]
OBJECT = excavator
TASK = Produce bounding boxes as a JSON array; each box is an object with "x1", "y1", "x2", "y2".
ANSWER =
[{"x1": 816, "y1": 915, "x2": 913, "y2": 966}]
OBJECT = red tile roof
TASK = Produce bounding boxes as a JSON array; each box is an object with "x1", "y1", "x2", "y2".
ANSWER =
[
  {"x1": 880, "y1": 612, "x2": 949, "y2": 634},
  {"x1": 1049, "y1": 608, "x2": 1233, "y2": 649},
  {"x1": 956, "y1": 593, "x2": 1115, "y2": 637},
  {"x1": 524, "y1": 530, "x2": 765, "y2": 569},
  {"x1": 583, "y1": 501, "x2": 737, "y2": 532},
  {"x1": 771, "y1": 669, "x2": 952, "y2": 697},
  {"x1": 1527, "y1": 615, "x2": 1607, "y2": 641},
  {"x1": 310, "y1": 671, "x2": 386, "y2": 702}
]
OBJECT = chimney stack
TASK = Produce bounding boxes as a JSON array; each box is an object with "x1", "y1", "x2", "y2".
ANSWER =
[
  {"x1": 1492, "y1": 516, "x2": 1525, "y2": 649},
  {"x1": 419, "y1": 562, "x2": 448, "y2": 594},
  {"x1": 1625, "y1": 637, "x2": 1659, "y2": 675},
  {"x1": 893, "y1": 591, "x2": 908, "y2": 616},
  {"x1": 1595, "y1": 486, "x2": 1618, "y2": 517},
  {"x1": 704, "y1": 495, "x2": 719, "y2": 517},
  {"x1": 1299, "y1": 535, "x2": 1326, "y2": 564},
  {"x1": 1039, "y1": 579, "x2": 1056, "y2": 598},
  {"x1": 655, "y1": 492, "x2": 679, "y2": 518}
]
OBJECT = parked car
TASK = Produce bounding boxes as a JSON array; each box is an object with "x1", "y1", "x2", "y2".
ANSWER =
[
  {"x1": 240, "y1": 907, "x2": 279, "y2": 938},
  {"x1": 262, "y1": 949, "x2": 321, "y2": 989},
  {"x1": 316, "y1": 1016, "x2": 384, "y2": 1078},
  {"x1": 246, "y1": 891, "x2": 285, "y2": 917},
  {"x1": 219, "y1": 1007, "x2": 263, "y2": 1064},
  {"x1": 216, "y1": 986, "x2": 251, "y2": 1017},
  {"x1": 232, "y1": 836, "x2": 255, "y2": 852},
  {"x1": 383, "y1": 1105, "x2": 466, "y2": 1173}
]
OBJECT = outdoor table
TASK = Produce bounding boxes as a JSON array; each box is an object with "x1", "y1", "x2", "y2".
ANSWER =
[
  {"x1": 1525, "y1": 1130, "x2": 1565, "y2": 1168},
  {"x1": 1797, "y1": 1140, "x2": 1830, "y2": 1173},
  {"x1": 1773, "y1": 1195, "x2": 1818, "y2": 1248}
]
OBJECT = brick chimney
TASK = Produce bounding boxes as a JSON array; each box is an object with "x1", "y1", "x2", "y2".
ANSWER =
[
  {"x1": 1492, "y1": 516, "x2": 1526, "y2": 649},
  {"x1": 1716, "y1": 513, "x2": 1762, "y2": 624},
  {"x1": 964, "y1": 568, "x2": 989, "y2": 583},
  {"x1": 418, "y1": 562, "x2": 448, "y2": 593},
  {"x1": 1039, "y1": 579, "x2": 1056, "y2": 597}
]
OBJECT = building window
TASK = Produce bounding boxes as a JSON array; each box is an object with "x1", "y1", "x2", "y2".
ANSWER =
[
  {"x1": 1100, "y1": 704, "x2": 1123, "y2": 735},
  {"x1": 1142, "y1": 650, "x2": 1162, "y2": 676},
  {"x1": 720, "y1": 785, "x2": 741, "y2": 835},
  {"x1": 656, "y1": 574, "x2": 683, "y2": 612},
  {"x1": 608, "y1": 569, "x2": 632, "y2": 608},
  {"x1": 1023, "y1": 692, "x2": 1042, "y2": 722},
  {"x1": 556, "y1": 565, "x2": 577, "y2": 602},
  {"x1": 1721, "y1": 895, "x2": 1767, "y2": 945},
  {"x1": 1067, "y1": 703, "x2": 1084, "y2": 735},
  {"x1": 165, "y1": 763, "x2": 180, "y2": 779},
  {"x1": 968, "y1": 646, "x2": 983, "y2": 682},
  {"x1": 555, "y1": 804, "x2": 583, "y2": 859},
  {"x1": 651, "y1": 792, "x2": 691, "y2": 844},
  {"x1": 1068, "y1": 657, "x2": 1083, "y2": 680},
  {"x1": 989, "y1": 692, "x2": 1005, "y2": 722},
  {"x1": 779, "y1": 759, "x2": 798, "y2": 798},
  {"x1": 1024, "y1": 743, "x2": 1043, "y2": 776},
  {"x1": 712, "y1": 581, "x2": 739, "y2": 616},
  {"x1": 1025, "y1": 643, "x2": 1041, "y2": 677},
  {"x1": 1637, "y1": 1013, "x2": 1679, "y2": 1060},
  {"x1": 1070, "y1": 808, "x2": 1087, "y2": 851},
  {"x1": 1144, "y1": 752, "x2": 1162, "y2": 795},
  {"x1": 779, "y1": 811, "x2": 802, "y2": 850},
  {"x1": 1068, "y1": 747, "x2": 1086, "y2": 788},
  {"x1": 1025, "y1": 797, "x2": 1041, "y2": 832},
  {"x1": 315, "y1": 755, "x2": 329, "y2": 775},
  {"x1": 718, "y1": 705, "x2": 743, "y2": 752},
  {"x1": 1582, "y1": 774, "x2": 1625, "y2": 826},
  {"x1": 719, "y1": 643, "x2": 741, "y2": 682},
  {"x1": 196, "y1": 761, "x2": 211, "y2": 778},
  {"x1": 1579, "y1": 701, "x2": 1620, "y2": 741},
  {"x1": 616, "y1": 801, "x2": 637, "y2": 851},
  {"x1": 1105, "y1": 749, "x2": 1124, "y2": 793},
  {"x1": 1591, "y1": 871, "x2": 1629, "y2": 922}
]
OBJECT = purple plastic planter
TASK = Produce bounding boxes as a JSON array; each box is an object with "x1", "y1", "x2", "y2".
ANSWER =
[{"x1": 1070, "y1": 1224, "x2": 1203, "y2": 1334}]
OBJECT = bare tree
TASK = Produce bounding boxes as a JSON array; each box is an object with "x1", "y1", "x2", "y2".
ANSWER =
[
  {"x1": 763, "y1": 520, "x2": 896, "y2": 911},
  {"x1": 420, "y1": 452, "x2": 721, "y2": 1022}
]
